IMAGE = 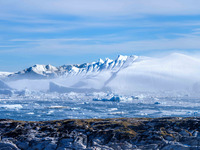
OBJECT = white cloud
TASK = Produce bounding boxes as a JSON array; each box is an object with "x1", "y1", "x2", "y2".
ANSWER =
[
  {"x1": 1, "y1": 0, "x2": 200, "y2": 57},
  {"x1": 2, "y1": 35, "x2": 200, "y2": 55},
  {"x1": 1, "y1": 0, "x2": 200, "y2": 19},
  {"x1": 9, "y1": 38, "x2": 91, "y2": 42}
]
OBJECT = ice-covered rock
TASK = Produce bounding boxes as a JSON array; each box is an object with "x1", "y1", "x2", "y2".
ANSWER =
[{"x1": 93, "y1": 96, "x2": 120, "y2": 102}]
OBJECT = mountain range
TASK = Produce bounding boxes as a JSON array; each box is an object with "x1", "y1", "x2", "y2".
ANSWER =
[
  {"x1": 7, "y1": 55, "x2": 134, "y2": 79},
  {"x1": 1, "y1": 53, "x2": 200, "y2": 95}
]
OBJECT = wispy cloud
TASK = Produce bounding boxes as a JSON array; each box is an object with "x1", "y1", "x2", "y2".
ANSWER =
[
  {"x1": 2, "y1": 34, "x2": 200, "y2": 56},
  {"x1": 1, "y1": 0, "x2": 200, "y2": 71},
  {"x1": 1, "y1": 0, "x2": 200, "y2": 18},
  {"x1": 9, "y1": 38, "x2": 91, "y2": 42}
]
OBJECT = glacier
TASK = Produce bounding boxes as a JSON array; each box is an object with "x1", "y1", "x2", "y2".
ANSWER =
[{"x1": 1, "y1": 53, "x2": 200, "y2": 120}]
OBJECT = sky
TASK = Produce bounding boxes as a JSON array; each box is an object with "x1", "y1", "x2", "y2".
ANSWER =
[{"x1": 1, "y1": 0, "x2": 200, "y2": 71}]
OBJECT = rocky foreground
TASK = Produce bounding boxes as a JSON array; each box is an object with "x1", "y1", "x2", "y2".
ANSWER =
[{"x1": 0, "y1": 117, "x2": 200, "y2": 150}]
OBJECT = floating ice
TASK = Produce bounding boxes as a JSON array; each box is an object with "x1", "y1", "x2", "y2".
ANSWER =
[
  {"x1": 93, "y1": 96, "x2": 120, "y2": 102},
  {"x1": 0, "y1": 104, "x2": 23, "y2": 109},
  {"x1": 48, "y1": 106, "x2": 69, "y2": 109}
]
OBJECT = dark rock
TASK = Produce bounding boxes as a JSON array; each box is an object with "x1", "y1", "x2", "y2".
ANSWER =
[
  {"x1": 0, "y1": 142, "x2": 19, "y2": 150},
  {"x1": 0, "y1": 117, "x2": 200, "y2": 149}
]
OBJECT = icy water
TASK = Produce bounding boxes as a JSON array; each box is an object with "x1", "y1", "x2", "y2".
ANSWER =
[{"x1": 0, "y1": 96, "x2": 200, "y2": 121}]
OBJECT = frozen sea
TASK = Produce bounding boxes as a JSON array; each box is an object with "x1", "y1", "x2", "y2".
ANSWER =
[{"x1": 0, "y1": 93, "x2": 200, "y2": 121}]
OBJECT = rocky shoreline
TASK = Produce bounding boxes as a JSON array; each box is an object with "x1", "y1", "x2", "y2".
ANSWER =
[{"x1": 0, "y1": 117, "x2": 200, "y2": 149}]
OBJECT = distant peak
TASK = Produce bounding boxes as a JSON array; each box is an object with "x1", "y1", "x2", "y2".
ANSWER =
[
  {"x1": 98, "y1": 58, "x2": 104, "y2": 64},
  {"x1": 116, "y1": 55, "x2": 128, "y2": 61},
  {"x1": 33, "y1": 64, "x2": 40, "y2": 67},
  {"x1": 32, "y1": 64, "x2": 46, "y2": 68},
  {"x1": 130, "y1": 55, "x2": 137, "y2": 58},
  {"x1": 105, "y1": 58, "x2": 113, "y2": 63}
]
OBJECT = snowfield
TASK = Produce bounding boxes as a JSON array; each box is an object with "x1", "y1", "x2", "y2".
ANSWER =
[{"x1": 1, "y1": 53, "x2": 200, "y2": 120}]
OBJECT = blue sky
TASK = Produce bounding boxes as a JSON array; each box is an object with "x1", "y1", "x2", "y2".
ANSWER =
[{"x1": 1, "y1": 0, "x2": 200, "y2": 71}]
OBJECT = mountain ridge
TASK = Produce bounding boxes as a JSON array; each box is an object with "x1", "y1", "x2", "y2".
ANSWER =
[{"x1": 7, "y1": 55, "x2": 138, "y2": 80}]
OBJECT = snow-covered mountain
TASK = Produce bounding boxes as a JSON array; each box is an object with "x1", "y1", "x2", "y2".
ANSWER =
[
  {"x1": 9, "y1": 64, "x2": 58, "y2": 79},
  {"x1": 0, "y1": 72, "x2": 13, "y2": 78},
  {"x1": 2, "y1": 53, "x2": 200, "y2": 95},
  {"x1": 8, "y1": 55, "x2": 134, "y2": 79}
]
